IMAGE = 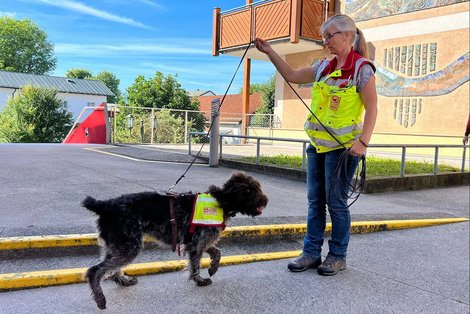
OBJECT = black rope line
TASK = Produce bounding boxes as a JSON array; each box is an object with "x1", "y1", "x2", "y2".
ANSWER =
[{"x1": 168, "y1": 42, "x2": 252, "y2": 192}]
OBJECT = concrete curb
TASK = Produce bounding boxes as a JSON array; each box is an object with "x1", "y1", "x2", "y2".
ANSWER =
[
  {"x1": 0, "y1": 218, "x2": 468, "y2": 291},
  {"x1": 0, "y1": 218, "x2": 468, "y2": 251},
  {"x1": 0, "y1": 251, "x2": 302, "y2": 290}
]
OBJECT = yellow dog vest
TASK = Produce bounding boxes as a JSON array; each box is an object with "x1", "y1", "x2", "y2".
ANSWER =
[{"x1": 189, "y1": 193, "x2": 225, "y2": 233}]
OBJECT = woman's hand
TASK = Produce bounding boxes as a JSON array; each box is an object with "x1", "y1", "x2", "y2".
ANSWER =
[
  {"x1": 349, "y1": 140, "x2": 367, "y2": 156},
  {"x1": 254, "y1": 38, "x2": 271, "y2": 55}
]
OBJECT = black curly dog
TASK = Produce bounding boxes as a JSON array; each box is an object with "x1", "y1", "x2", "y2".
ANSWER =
[{"x1": 82, "y1": 172, "x2": 268, "y2": 310}]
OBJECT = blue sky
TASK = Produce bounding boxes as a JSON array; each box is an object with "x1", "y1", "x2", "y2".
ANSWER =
[{"x1": 0, "y1": 0, "x2": 275, "y2": 95}]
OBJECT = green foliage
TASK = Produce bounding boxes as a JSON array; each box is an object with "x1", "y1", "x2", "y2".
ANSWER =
[
  {"x1": 93, "y1": 71, "x2": 121, "y2": 103},
  {"x1": 65, "y1": 69, "x2": 121, "y2": 103},
  {"x1": 0, "y1": 17, "x2": 56, "y2": 74},
  {"x1": 65, "y1": 68, "x2": 93, "y2": 79},
  {"x1": 0, "y1": 85, "x2": 73, "y2": 143},
  {"x1": 255, "y1": 74, "x2": 276, "y2": 115},
  {"x1": 113, "y1": 108, "x2": 186, "y2": 144},
  {"x1": 239, "y1": 74, "x2": 276, "y2": 115},
  {"x1": 126, "y1": 71, "x2": 196, "y2": 110},
  {"x1": 239, "y1": 154, "x2": 460, "y2": 177}
]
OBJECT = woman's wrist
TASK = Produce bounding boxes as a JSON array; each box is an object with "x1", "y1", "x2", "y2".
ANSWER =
[{"x1": 358, "y1": 138, "x2": 368, "y2": 147}]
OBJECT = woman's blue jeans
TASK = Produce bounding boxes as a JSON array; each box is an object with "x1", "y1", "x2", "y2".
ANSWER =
[{"x1": 302, "y1": 144, "x2": 359, "y2": 260}]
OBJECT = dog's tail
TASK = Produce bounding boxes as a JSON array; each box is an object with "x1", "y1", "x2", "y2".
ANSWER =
[{"x1": 82, "y1": 196, "x2": 107, "y2": 215}]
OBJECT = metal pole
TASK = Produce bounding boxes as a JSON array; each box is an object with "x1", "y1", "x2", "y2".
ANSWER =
[
  {"x1": 400, "y1": 147, "x2": 406, "y2": 177},
  {"x1": 150, "y1": 108, "x2": 154, "y2": 144},
  {"x1": 219, "y1": 135, "x2": 224, "y2": 159},
  {"x1": 188, "y1": 133, "x2": 192, "y2": 155},
  {"x1": 462, "y1": 145, "x2": 467, "y2": 172},
  {"x1": 433, "y1": 147, "x2": 439, "y2": 174},
  {"x1": 184, "y1": 110, "x2": 188, "y2": 144},
  {"x1": 209, "y1": 99, "x2": 220, "y2": 167},
  {"x1": 256, "y1": 138, "x2": 260, "y2": 164}
]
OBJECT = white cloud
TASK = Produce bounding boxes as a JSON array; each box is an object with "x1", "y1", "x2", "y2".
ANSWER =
[
  {"x1": 55, "y1": 42, "x2": 210, "y2": 56},
  {"x1": 0, "y1": 11, "x2": 17, "y2": 17},
  {"x1": 36, "y1": 0, "x2": 150, "y2": 29}
]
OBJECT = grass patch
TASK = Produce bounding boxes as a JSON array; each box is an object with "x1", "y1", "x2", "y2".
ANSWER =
[{"x1": 239, "y1": 154, "x2": 460, "y2": 178}]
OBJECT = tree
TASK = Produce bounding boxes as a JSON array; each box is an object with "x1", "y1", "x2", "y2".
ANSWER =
[
  {"x1": 0, "y1": 85, "x2": 73, "y2": 143},
  {"x1": 127, "y1": 71, "x2": 196, "y2": 110},
  {"x1": 0, "y1": 17, "x2": 56, "y2": 74},
  {"x1": 93, "y1": 71, "x2": 121, "y2": 103},
  {"x1": 65, "y1": 68, "x2": 121, "y2": 103},
  {"x1": 255, "y1": 74, "x2": 276, "y2": 114},
  {"x1": 65, "y1": 68, "x2": 93, "y2": 79}
]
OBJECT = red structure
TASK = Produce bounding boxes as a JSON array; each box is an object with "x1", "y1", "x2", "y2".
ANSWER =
[{"x1": 63, "y1": 103, "x2": 107, "y2": 144}]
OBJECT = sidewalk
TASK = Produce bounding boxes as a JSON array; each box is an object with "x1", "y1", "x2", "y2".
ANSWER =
[{"x1": 0, "y1": 143, "x2": 468, "y2": 313}]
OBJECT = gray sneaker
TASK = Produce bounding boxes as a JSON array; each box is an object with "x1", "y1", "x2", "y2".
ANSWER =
[
  {"x1": 317, "y1": 255, "x2": 347, "y2": 276},
  {"x1": 287, "y1": 255, "x2": 322, "y2": 272}
]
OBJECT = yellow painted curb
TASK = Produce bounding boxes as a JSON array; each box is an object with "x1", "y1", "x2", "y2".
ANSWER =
[
  {"x1": 0, "y1": 218, "x2": 468, "y2": 250},
  {"x1": 0, "y1": 250, "x2": 302, "y2": 290}
]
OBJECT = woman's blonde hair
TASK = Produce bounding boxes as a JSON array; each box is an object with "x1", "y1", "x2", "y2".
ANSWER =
[{"x1": 320, "y1": 14, "x2": 368, "y2": 58}]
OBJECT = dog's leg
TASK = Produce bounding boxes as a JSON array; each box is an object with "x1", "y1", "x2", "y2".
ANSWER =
[
  {"x1": 206, "y1": 245, "x2": 221, "y2": 277},
  {"x1": 108, "y1": 270, "x2": 138, "y2": 286},
  {"x1": 186, "y1": 242, "x2": 212, "y2": 286},
  {"x1": 86, "y1": 243, "x2": 141, "y2": 309}
]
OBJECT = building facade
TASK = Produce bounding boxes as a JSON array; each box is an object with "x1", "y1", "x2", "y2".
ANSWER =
[{"x1": 213, "y1": 0, "x2": 470, "y2": 143}]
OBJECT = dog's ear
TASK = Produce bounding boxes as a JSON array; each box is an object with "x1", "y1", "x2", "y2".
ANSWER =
[{"x1": 208, "y1": 185, "x2": 222, "y2": 197}]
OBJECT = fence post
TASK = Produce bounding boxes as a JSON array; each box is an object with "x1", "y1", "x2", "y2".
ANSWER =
[
  {"x1": 209, "y1": 99, "x2": 220, "y2": 167},
  {"x1": 400, "y1": 147, "x2": 406, "y2": 177},
  {"x1": 184, "y1": 110, "x2": 188, "y2": 144},
  {"x1": 462, "y1": 145, "x2": 467, "y2": 172},
  {"x1": 433, "y1": 147, "x2": 439, "y2": 174}
]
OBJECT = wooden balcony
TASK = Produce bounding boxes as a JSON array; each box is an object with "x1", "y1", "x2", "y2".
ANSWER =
[{"x1": 212, "y1": 0, "x2": 334, "y2": 60}]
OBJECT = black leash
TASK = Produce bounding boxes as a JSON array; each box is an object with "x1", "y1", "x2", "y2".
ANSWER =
[
  {"x1": 168, "y1": 42, "x2": 252, "y2": 192},
  {"x1": 169, "y1": 40, "x2": 366, "y2": 206}
]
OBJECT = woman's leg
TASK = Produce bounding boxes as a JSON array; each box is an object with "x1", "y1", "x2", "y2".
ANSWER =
[
  {"x1": 302, "y1": 145, "x2": 327, "y2": 258},
  {"x1": 325, "y1": 149, "x2": 359, "y2": 259}
]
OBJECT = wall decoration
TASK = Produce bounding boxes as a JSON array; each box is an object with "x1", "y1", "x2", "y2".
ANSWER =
[{"x1": 346, "y1": 0, "x2": 466, "y2": 22}]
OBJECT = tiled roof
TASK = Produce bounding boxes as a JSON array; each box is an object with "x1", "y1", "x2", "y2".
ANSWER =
[
  {"x1": 0, "y1": 70, "x2": 114, "y2": 96},
  {"x1": 197, "y1": 93, "x2": 262, "y2": 115}
]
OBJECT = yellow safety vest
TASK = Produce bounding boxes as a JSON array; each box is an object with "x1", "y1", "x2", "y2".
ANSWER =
[
  {"x1": 304, "y1": 58, "x2": 370, "y2": 153},
  {"x1": 190, "y1": 193, "x2": 225, "y2": 232}
]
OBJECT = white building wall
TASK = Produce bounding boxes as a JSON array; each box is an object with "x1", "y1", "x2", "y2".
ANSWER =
[
  {"x1": 58, "y1": 93, "x2": 107, "y2": 120},
  {"x1": 0, "y1": 87, "x2": 16, "y2": 110},
  {"x1": 0, "y1": 87, "x2": 106, "y2": 120}
]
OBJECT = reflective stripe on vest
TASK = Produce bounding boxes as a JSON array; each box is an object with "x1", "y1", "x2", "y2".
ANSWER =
[
  {"x1": 191, "y1": 193, "x2": 224, "y2": 227},
  {"x1": 304, "y1": 57, "x2": 371, "y2": 153}
]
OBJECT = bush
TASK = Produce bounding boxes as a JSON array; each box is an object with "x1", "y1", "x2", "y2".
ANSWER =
[{"x1": 0, "y1": 85, "x2": 73, "y2": 142}]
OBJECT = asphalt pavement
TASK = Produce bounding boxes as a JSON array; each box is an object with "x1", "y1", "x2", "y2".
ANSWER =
[{"x1": 0, "y1": 143, "x2": 469, "y2": 313}]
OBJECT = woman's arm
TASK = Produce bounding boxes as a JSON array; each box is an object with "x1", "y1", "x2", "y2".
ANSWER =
[
  {"x1": 254, "y1": 38, "x2": 314, "y2": 84},
  {"x1": 349, "y1": 75, "x2": 378, "y2": 156}
]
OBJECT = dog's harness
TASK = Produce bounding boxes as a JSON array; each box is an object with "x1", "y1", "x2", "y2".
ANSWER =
[
  {"x1": 165, "y1": 191, "x2": 179, "y2": 253},
  {"x1": 165, "y1": 192, "x2": 225, "y2": 256}
]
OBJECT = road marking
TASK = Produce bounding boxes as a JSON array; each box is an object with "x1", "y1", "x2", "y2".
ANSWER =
[{"x1": 84, "y1": 147, "x2": 208, "y2": 165}]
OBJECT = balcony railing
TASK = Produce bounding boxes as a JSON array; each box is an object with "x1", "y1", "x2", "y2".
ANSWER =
[{"x1": 213, "y1": 0, "x2": 332, "y2": 56}]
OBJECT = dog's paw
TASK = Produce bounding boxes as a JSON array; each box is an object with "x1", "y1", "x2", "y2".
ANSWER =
[
  {"x1": 196, "y1": 278, "x2": 212, "y2": 286},
  {"x1": 208, "y1": 267, "x2": 218, "y2": 277},
  {"x1": 95, "y1": 297, "x2": 106, "y2": 310}
]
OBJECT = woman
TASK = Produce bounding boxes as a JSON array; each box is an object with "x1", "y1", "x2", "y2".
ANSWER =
[{"x1": 254, "y1": 14, "x2": 377, "y2": 276}]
